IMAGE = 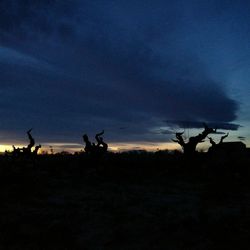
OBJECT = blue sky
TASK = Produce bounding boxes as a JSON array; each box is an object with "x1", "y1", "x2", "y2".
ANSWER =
[{"x1": 0, "y1": 0, "x2": 250, "y2": 151}]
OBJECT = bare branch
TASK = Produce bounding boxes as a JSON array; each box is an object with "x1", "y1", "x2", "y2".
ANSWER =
[{"x1": 207, "y1": 136, "x2": 216, "y2": 147}]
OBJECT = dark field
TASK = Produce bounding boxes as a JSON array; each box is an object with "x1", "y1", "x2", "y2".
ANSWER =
[{"x1": 1, "y1": 152, "x2": 250, "y2": 249}]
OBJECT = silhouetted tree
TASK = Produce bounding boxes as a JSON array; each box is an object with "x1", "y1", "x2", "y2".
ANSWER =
[
  {"x1": 207, "y1": 133, "x2": 229, "y2": 151},
  {"x1": 83, "y1": 131, "x2": 108, "y2": 155},
  {"x1": 95, "y1": 130, "x2": 108, "y2": 152},
  {"x1": 12, "y1": 129, "x2": 41, "y2": 158},
  {"x1": 22, "y1": 128, "x2": 35, "y2": 155},
  {"x1": 208, "y1": 133, "x2": 246, "y2": 155},
  {"x1": 172, "y1": 123, "x2": 216, "y2": 155},
  {"x1": 83, "y1": 134, "x2": 93, "y2": 154}
]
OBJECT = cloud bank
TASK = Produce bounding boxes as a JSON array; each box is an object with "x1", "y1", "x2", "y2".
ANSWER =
[{"x1": 0, "y1": 0, "x2": 241, "y2": 144}]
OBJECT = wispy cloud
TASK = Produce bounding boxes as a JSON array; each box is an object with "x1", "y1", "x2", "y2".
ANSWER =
[{"x1": 0, "y1": 46, "x2": 55, "y2": 72}]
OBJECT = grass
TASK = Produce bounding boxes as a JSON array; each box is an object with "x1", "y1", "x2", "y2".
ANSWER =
[{"x1": 0, "y1": 152, "x2": 250, "y2": 249}]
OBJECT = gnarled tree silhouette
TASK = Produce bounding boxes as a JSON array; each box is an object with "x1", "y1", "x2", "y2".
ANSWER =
[
  {"x1": 172, "y1": 123, "x2": 216, "y2": 155},
  {"x1": 83, "y1": 134, "x2": 93, "y2": 154},
  {"x1": 22, "y1": 128, "x2": 35, "y2": 155},
  {"x1": 208, "y1": 133, "x2": 246, "y2": 154},
  {"x1": 207, "y1": 133, "x2": 229, "y2": 151},
  {"x1": 83, "y1": 130, "x2": 108, "y2": 155},
  {"x1": 12, "y1": 129, "x2": 41, "y2": 157},
  {"x1": 95, "y1": 130, "x2": 108, "y2": 152}
]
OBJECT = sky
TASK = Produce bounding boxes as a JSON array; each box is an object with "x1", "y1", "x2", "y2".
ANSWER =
[{"x1": 0, "y1": 0, "x2": 250, "y2": 152}]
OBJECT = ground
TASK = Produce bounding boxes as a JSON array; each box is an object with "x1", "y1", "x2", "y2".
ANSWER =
[{"x1": 0, "y1": 153, "x2": 250, "y2": 249}]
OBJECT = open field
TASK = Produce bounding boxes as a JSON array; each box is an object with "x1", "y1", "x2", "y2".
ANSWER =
[{"x1": 1, "y1": 152, "x2": 250, "y2": 249}]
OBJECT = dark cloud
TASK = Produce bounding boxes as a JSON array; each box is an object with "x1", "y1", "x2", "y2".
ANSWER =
[
  {"x1": 0, "y1": 1, "x2": 77, "y2": 35},
  {"x1": 157, "y1": 129, "x2": 175, "y2": 135},
  {"x1": 0, "y1": 0, "x2": 242, "y2": 145},
  {"x1": 238, "y1": 136, "x2": 246, "y2": 141},
  {"x1": 165, "y1": 120, "x2": 241, "y2": 131}
]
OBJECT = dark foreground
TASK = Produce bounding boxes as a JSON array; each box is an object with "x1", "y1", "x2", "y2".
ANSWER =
[{"x1": 1, "y1": 152, "x2": 250, "y2": 249}]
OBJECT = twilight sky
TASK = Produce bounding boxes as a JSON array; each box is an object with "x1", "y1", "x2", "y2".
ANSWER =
[{"x1": 0, "y1": 0, "x2": 250, "y2": 152}]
